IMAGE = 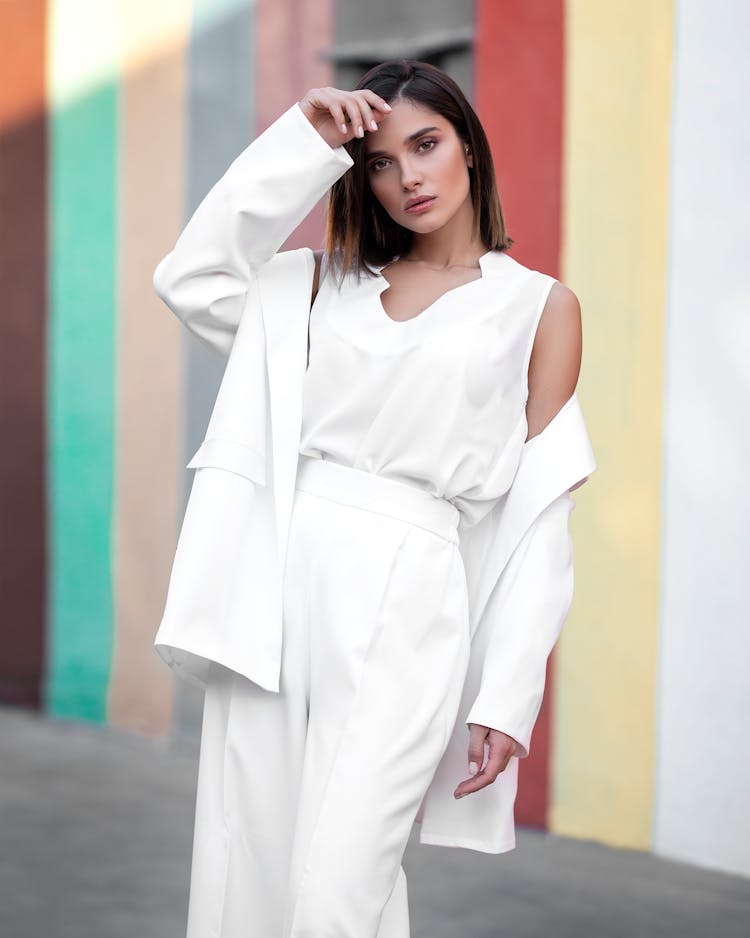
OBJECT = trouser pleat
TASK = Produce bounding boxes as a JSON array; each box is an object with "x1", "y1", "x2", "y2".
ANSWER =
[{"x1": 185, "y1": 474, "x2": 469, "y2": 938}]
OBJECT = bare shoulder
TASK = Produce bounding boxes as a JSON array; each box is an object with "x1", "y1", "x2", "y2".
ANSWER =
[
  {"x1": 311, "y1": 249, "x2": 324, "y2": 310},
  {"x1": 525, "y1": 280, "x2": 583, "y2": 441},
  {"x1": 536, "y1": 281, "x2": 581, "y2": 342}
]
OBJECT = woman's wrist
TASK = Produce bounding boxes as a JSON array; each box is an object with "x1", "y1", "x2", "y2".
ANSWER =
[
  {"x1": 292, "y1": 102, "x2": 354, "y2": 164},
  {"x1": 297, "y1": 98, "x2": 343, "y2": 151}
]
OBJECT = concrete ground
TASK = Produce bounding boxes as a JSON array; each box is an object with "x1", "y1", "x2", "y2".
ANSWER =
[{"x1": 1, "y1": 704, "x2": 748, "y2": 938}]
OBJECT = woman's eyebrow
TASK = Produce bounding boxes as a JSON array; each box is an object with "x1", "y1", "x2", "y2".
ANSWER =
[{"x1": 365, "y1": 126, "x2": 440, "y2": 160}]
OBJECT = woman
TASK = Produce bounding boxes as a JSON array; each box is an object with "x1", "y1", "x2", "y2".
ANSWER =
[{"x1": 153, "y1": 60, "x2": 590, "y2": 938}]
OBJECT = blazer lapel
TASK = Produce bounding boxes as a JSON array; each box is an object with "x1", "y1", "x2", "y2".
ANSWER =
[
  {"x1": 184, "y1": 278, "x2": 268, "y2": 482},
  {"x1": 258, "y1": 247, "x2": 316, "y2": 580}
]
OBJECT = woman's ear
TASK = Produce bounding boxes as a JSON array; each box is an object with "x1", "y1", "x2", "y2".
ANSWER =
[{"x1": 464, "y1": 142, "x2": 473, "y2": 169}]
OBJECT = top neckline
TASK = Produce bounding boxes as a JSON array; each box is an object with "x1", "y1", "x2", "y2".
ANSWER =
[{"x1": 371, "y1": 249, "x2": 504, "y2": 326}]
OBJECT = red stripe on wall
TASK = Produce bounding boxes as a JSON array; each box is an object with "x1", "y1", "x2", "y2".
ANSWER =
[
  {"x1": 0, "y1": 0, "x2": 48, "y2": 708},
  {"x1": 256, "y1": 0, "x2": 335, "y2": 251},
  {"x1": 475, "y1": 0, "x2": 565, "y2": 828}
]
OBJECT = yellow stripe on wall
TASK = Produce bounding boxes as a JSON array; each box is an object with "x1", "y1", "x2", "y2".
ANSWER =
[
  {"x1": 108, "y1": 2, "x2": 191, "y2": 737},
  {"x1": 551, "y1": 0, "x2": 674, "y2": 848}
]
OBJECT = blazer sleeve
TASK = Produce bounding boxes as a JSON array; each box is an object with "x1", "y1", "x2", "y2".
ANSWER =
[
  {"x1": 466, "y1": 491, "x2": 575, "y2": 759},
  {"x1": 152, "y1": 101, "x2": 354, "y2": 358},
  {"x1": 464, "y1": 489, "x2": 577, "y2": 759}
]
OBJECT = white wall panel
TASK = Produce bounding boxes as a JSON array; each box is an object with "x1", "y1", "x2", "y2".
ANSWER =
[{"x1": 655, "y1": 0, "x2": 750, "y2": 878}]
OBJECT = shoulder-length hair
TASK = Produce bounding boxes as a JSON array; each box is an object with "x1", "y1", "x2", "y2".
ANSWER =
[{"x1": 324, "y1": 59, "x2": 514, "y2": 287}]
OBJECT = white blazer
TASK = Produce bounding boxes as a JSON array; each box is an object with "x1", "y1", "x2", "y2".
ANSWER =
[{"x1": 152, "y1": 101, "x2": 597, "y2": 853}]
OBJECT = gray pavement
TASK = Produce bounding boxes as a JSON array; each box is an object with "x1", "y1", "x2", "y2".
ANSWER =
[{"x1": 1, "y1": 704, "x2": 748, "y2": 938}]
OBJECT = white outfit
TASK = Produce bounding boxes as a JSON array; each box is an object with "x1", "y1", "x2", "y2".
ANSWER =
[
  {"x1": 185, "y1": 252, "x2": 560, "y2": 937},
  {"x1": 188, "y1": 457, "x2": 468, "y2": 938},
  {"x1": 299, "y1": 249, "x2": 556, "y2": 530},
  {"x1": 149, "y1": 99, "x2": 597, "y2": 937}
]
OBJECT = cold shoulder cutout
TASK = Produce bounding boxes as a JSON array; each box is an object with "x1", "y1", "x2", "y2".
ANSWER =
[{"x1": 525, "y1": 281, "x2": 583, "y2": 442}]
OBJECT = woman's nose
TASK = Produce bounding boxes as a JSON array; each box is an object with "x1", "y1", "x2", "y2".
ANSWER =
[{"x1": 400, "y1": 159, "x2": 422, "y2": 188}]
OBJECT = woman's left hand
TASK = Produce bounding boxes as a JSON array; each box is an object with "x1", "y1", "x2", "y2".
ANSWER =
[{"x1": 453, "y1": 724, "x2": 519, "y2": 799}]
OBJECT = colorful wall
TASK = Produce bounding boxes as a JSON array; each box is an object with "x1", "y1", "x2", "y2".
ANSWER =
[{"x1": 1, "y1": 0, "x2": 748, "y2": 880}]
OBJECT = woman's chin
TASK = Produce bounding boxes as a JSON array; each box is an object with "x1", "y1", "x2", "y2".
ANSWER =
[{"x1": 398, "y1": 215, "x2": 446, "y2": 235}]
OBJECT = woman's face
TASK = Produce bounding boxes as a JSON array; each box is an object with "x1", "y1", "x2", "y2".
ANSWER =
[{"x1": 362, "y1": 99, "x2": 473, "y2": 235}]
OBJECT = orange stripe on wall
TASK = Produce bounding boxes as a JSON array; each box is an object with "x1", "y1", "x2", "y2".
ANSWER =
[
  {"x1": 0, "y1": 0, "x2": 48, "y2": 709},
  {"x1": 108, "y1": 6, "x2": 191, "y2": 737}
]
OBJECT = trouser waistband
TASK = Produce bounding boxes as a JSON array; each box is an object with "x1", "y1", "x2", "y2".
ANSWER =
[{"x1": 295, "y1": 454, "x2": 460, "y2": 544}]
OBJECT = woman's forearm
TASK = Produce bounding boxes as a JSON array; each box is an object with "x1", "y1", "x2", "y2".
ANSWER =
[{"x1": 152, "y1": 101, "x2": 354, "y2": 355}]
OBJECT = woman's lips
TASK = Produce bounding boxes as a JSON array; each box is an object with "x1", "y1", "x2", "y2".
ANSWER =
[{"x1": 405, "y1": 196, "x2": 436, "y2": 214}]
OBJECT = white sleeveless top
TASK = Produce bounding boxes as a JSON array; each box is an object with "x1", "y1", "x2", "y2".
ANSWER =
[{"x1": 298, "y1": 250, "x2": 557, "y2": 529}]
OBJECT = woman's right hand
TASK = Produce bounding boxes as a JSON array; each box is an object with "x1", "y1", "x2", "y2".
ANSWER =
[{"x1": 298, "y1": 87, "x2": 392, "y2": 150}]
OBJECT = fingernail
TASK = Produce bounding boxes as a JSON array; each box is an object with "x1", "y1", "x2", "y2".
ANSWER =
[
  {"x1": 341, "y1": 123, "x2": 347, "y2": 133},
  {"x1": 469, "y1": 761, "x2": 479, "y2": 776},
  {"x1": 357, "y1": 125, "x2": 364, "y2": 137},
  {"x1": 383, "y1": 103, "x2": 392, "y2": 110},
  {"x1": 370, "y1": 120, "x2": 378, "y2": 131}
]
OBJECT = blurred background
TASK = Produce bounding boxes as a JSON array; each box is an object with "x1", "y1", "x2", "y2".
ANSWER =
[{"x1": 1, "y1": 0, "x2": 749, "y2": 929}]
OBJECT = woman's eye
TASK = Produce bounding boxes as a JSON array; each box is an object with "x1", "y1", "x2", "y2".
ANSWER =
[{"x1": 369, "y1": 140, "x2": 437, "y2": 173}]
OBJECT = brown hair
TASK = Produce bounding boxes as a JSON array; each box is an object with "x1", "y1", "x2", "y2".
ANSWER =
[{"x1": 324, "y1": 59, "x2": 514, "y2": 287}]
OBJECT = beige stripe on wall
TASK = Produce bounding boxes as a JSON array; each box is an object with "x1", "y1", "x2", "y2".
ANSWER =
[
  {"x1": 108, "y1": 3, "x2": 191, "y2": 738},
  {"x1": 551, "y1": 0, "x2": 674, "y2": 849}
]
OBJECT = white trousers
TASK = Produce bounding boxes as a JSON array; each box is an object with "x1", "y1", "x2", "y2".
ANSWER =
[{"x1": 185, "y1": 455, "x2": 471, "y2": 938}]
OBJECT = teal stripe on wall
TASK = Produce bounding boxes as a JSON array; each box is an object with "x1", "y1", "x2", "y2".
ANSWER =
[{"x1": 45, "y1": 5, "x2": 119, "y2": 721}]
